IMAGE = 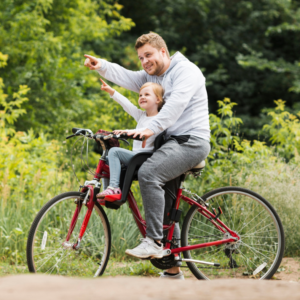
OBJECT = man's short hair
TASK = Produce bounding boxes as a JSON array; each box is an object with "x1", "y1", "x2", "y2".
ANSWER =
[{"x1": 135, "y1": 32, "x2": 170, "y2": 58}]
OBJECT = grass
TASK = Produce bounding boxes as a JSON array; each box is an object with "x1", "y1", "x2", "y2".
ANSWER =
[
  {"x1": 104, "y1": 259, "x2": 160, "y2": 277},
  {"x1": 0, "y1": 158, "x2": 299, "y2": 276},
  {"x1": 0, "y1": 259, "x2": 160, "y2": 278}
]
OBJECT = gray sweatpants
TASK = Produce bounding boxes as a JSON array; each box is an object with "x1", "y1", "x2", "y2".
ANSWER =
[{"x1": 138, "y1": 136, "x2": 210, "y2": 240}]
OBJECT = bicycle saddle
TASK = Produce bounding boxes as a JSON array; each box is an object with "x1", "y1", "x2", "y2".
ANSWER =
[{"x1": 190, "y1": 160, "x2": 205, "y2": 172}]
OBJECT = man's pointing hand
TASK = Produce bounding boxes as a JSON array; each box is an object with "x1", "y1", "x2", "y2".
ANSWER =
[{"x1": 84, "y1": 54, "x2": 102, "y2": 70}]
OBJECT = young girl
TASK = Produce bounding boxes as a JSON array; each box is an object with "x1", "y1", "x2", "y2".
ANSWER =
[{"x1": 96, "y1": 79, "x2": 164, "y2": 199}]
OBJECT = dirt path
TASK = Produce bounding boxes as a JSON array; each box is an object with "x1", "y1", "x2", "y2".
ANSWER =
[
  {"x1": 275, "y1": 257, "x2": 300, "y2": 282},
  {"x1": 0, "y1": 274, "x2": 300, "y2": 300},
  {"x1": 0, "y1": 258, "x2": 299, "y2": 299}
]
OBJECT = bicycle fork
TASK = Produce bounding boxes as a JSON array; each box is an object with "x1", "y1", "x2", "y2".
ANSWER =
[{"x1": 62, "y1": 186, "x2": 97, "y2": 250}]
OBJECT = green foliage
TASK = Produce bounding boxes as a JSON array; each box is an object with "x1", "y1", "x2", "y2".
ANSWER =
[
  {"x1": 0, "y1": 0, "x2": 134, "y2": 136},
  {"x1": 236, "y1": 2, "x2": 300, "y2": 93},
  {"x1": 209, "y1": 98, "x2": 242, "y2": 159},
  {"x1": 0, "y1": 53, "x2": 72, "y2": 265},
  {"x1": 186, "y1": 98, "x2": 276, "y2": 193},
  {"x1": 0, "y1": 84, "x2": 29, "y2": 135},
  {"x1": 204, "y1": 98, "x2": 274, "y2": 187},
  {"x1": 0, "y1": 53, "x2": 58, "y2": 196},
  {"x1": 263, "y1": 99, "x2": 300, "y2": 160}
]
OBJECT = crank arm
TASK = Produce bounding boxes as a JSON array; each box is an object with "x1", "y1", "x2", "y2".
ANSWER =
[
  {"x1": 163, "y1": 249, "x2": 220, "y2": 266},
  {"x1": 180, "y1": 258, "x2": 220, "y2": 267},
  {"x1": 162, "y1": 249, "x2": 172, "y2": 256}
]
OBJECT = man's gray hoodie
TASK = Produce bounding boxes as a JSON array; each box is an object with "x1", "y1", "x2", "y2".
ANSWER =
[{"x1": 97, "y1": 52, "x2": 210, "y2": 141}]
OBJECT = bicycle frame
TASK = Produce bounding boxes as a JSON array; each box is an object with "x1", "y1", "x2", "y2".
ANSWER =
[{"x1": 64, "y1": 156, "x2": 239, "y2": 254}]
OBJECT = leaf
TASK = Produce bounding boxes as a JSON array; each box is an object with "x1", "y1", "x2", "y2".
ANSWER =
[{"x1": 13, "y1": 228, "x2": 24, "y2": 235}]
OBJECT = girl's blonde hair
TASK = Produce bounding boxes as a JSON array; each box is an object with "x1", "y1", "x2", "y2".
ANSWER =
[{"x1": 140, "y1": 82, "x2": 165, "y2": 111}]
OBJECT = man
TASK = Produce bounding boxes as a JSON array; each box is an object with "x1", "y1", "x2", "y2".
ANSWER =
[{"x1": 84, "y1": 33, "x2": 210, "y2": 279}]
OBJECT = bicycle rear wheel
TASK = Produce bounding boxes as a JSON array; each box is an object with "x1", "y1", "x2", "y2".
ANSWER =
[
  {"x1": 27, "y1": 191, "x2": 111, "y2": 277},
  {"x1": 181, "y1": 187, "x2": 284, "y2": 280}
]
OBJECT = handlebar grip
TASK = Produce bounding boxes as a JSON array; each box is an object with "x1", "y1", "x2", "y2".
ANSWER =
[
  {"x1": 66, "y1": 134, "x2": 75, "y2": 139},
  {"x1": 119, "y1": 133, "x2": 144, "y2": 141}
]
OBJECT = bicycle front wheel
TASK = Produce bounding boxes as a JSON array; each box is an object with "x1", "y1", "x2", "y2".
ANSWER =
[
  {"x1": 27, "y1": 191, "x2": 111, "y2": 277},
  {"x1": 181, "y1": 187, "x2": 284, "y2": 280}
]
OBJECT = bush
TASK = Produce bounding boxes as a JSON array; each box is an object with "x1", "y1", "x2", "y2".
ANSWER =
[{"x1": 0, "y1": 53, "x2": 72, "y2": 264}]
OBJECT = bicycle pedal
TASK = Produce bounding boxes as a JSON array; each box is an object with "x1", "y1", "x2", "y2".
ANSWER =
[{"x1": 104, "y1": 194, "x2": 122, "y2": 202}]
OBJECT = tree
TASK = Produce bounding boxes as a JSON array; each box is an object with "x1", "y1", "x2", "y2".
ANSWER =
[{"x1": 0, "y1": 0, "x2": 134, "y2": 136}]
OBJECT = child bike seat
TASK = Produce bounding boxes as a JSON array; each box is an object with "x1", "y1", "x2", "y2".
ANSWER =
[{"x1": 104, "y1": 152, "x2": 153, "y2": 209}]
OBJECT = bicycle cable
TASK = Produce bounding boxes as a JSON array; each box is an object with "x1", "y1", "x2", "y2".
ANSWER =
[
  {"x1": 70, "y1": 136, "x2": 85, "y2": 184},
  {"x1": 80, "y1": 137, "x2": 95, "y2": 177},
  {"x1": 79, "y1": 136, "x2": 102, "y2": 178}
]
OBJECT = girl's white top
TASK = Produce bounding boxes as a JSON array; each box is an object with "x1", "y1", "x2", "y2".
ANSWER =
[{"x1": 111, "y1": 91, "x2": 158, "y2": 153}]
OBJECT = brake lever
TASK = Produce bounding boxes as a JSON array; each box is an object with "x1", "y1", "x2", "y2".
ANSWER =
[
  {"x1": 119, "y1": 138, "x2": 130, "y2": 145},
  {"x1": 66, "y1": 133, "x2": 92, "y2": 140}
]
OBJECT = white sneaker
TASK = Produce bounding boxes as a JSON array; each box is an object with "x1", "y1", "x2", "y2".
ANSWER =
[
  {"x1": 160, "y1": 271, "x2": 185, "y2": 280},
  {"x1": 125, "y1": 237, "x2": 163, "y2": 259}
]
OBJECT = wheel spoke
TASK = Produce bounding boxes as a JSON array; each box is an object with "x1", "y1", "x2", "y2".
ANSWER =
[
  {"x1": 182, "y1": 188, "x2": 284, "y2": 280},
  {"x1": 190, "y1": 225, "x2": 223, "y2": 239},
  {"x1": 27, "y1": 193, "x2": 111, "y2": 277}
]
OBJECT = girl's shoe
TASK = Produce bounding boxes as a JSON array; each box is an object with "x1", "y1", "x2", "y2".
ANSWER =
[
  {"x1": 96, "y1": 186, "x2": 122, "y2": 199},
  {"x1": 159, "y1": 271, "x2": 185, "y2": 280}
]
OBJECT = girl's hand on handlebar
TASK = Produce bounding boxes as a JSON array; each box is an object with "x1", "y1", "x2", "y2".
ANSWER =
[
  {"x1": 127, "y1": 129, "x2": 154, "y2": 148},
  {"x1": 113, "y1": 129, "x2": 128, "y2": 135},
  {"x1": 100, "y1": 78, "x2": 115, "y2": 96}
]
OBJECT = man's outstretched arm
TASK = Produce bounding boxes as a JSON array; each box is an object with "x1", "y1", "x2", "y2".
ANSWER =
[{"x1": 84, "y1": 54, "x2": 147, "y2": 93}]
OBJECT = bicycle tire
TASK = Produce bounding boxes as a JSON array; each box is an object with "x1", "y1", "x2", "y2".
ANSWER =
[
  {"x1": 181, "y1": 187, "x2": 285, "y2": 280},
  {"x1": 26, "y1": 191, "x2": 111, "y2": 277}
]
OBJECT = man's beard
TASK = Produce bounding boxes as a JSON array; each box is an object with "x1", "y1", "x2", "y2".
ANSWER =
[{"x1": 146, "y1": 60, "x2": 165, "y2": 76}]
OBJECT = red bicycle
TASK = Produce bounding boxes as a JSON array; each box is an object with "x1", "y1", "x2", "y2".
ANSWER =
[{"x1": 26, "y1": 128, "x2": 284, "y2": 279}]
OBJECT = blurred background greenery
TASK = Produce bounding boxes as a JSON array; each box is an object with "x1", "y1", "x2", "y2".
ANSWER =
[{"x1": 0, "y1": 0, "x2": 300, "y2": 270}]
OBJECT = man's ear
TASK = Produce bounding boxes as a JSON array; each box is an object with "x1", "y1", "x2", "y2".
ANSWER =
[{"x1": 160, "y1": 47, "x2": 167, "y2": 56}]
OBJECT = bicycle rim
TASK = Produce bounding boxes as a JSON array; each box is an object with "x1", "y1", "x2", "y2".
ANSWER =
[
  {"x1": 181, "y1": 187, "x2": 284, "y2": 280},
  {"x1": 27, "y1": 192, "x2": 111, "y2": 277}
]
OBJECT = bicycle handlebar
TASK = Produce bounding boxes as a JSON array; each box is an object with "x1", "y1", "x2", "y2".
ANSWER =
[
  {"x1": 114, "y1": 133, "x2": 145, "y2": 142},
  {"x1": 66, "y1": 128, "x2": 144, "y2": 142}
]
